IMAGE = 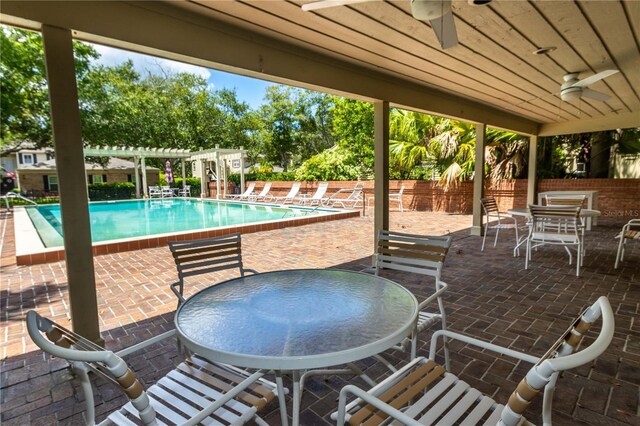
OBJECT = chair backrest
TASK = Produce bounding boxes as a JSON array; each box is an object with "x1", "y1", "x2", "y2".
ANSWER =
[
  {"x1": 375, "y1": 229, "x2": 452, "y2": 280},
  {"x1": 284, "y1": 182, "x2": 302, "y2": 198},
  {"x1": 26, "y1": 310, "x2": 154, "y2": 424},
  {"x1": 480, "y1": 196, "x2": 500, "y2": 215},
  {"x1": 309, "y1": 181, "x2": 329, "y2": 200},
  {"x1": 256, "y1": 182, "x2": 272, "y2": 197},
  {"x1": 529, "y1": 204, "x2": 581, "y2": 233},
  {"x1": 169, "y1": 233, "x2": 245, "y2": 284},
  {"x1": 500, "y1": 296, "x2": 614, "y2": 426},
  {"x1": 241, "y1": 182, "x2": 256, "y2": 196},
  {"x1": 545, "y1": 194, "x2": 586, "y2": 207}
]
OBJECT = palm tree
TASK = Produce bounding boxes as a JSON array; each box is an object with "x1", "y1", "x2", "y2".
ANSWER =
[
  {"x1": 426, "y1": 120, "x2": 477, "y2": 188},
  {"x1": 485, "y1": 129, "x2": 529, "y2": 180}
]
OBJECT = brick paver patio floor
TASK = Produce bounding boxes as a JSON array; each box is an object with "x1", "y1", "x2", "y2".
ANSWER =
[{"x1": 1, "y1": 209, "x2": 638, "y2": 425}]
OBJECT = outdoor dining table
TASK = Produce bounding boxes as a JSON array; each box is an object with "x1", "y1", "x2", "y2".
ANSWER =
[
  {"x1": 507, "y1": 207, "x2": 601, "y2": 256},
  {"x1": 174, "y1": 268, "x2": 419, "y2": 426}
]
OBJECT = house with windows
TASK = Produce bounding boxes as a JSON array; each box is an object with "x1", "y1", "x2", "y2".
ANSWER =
[{"x1": 1, "y1": 147, "x2": 159, "y2": 196}]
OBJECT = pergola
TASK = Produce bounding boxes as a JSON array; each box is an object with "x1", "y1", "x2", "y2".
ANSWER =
[
  {"x1": 83, "y1": 145, "x2": 247, "y2": 198},
  {"x1": 1, "y1": 1, "x2": 638, "y2": 342}
]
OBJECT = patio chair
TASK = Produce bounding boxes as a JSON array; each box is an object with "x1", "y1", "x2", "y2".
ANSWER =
[
  {"x1": 367, "y1": 229, "x2": 452, "y2": 365},
  {"x1": 296, "y1": 181, "x2": 329, "y2": 206},
  {"x1": 270, "y1": 181, "x2": 301, "y2": 204},
  {"x1": 526, "y1": 205, "x2": 584, "y2": 276},
  {"x1": 480, "y1": 196, "x2": 521, "y2": 255},
  {"x1": 148, "y1": 186, "x2": 162, "y2": 198},
  {"x1": 329, "y1": 182, "x2": 365, "y2": 209},
  {"x1": 177, "y1": 185, "x2": 191, "y2": 197},
  {"x1": 168, "y1": 232, "x2": 258, "y2": 304},
  {"x1": 545, "y1": 194, "x2": 587, "y2": 231},
  {"x1": 389, "y1": 185, "x2": 405, "y2": 212},
  {"x1": 335, "y1": 295, "x2": 614, "y2": 426},
  {"x1": 614, "y1": 219, "x2": 640, "y2": 269},
  {"x1": 248, "y1": 182, "x2": 272, "y2": 202},
  {"x1": 227, "y1": 182, "x2": 256, "y2": 201},
  {"x1": 26, "y1": 310, "x2": 282, "y2": 426},
  {"x1": 161, "y1": 185, "x2": 173, "y2": 198}
]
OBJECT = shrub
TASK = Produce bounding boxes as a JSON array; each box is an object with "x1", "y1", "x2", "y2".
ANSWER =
[
  {"x1": 88, "y1": 182, "x2": 135, "y2": 201},
  {"x1": 173, "y1": 177, "x2": 202, "y2": 197},
  {"x1": 7, "y1": 197, "x2": 59, "y2": 206}
]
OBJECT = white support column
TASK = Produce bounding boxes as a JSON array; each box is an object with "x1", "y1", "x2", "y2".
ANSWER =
[
  {"x1": 140, "y1": 157, "x2": 148, "y2": 198},
  {"x1": 240, "y1": 152, "x2": 245, "y2": 194},
  {"x1": 471, "y1": 123, "x2": 486, "y2": 236},
  {"x1": 215, "y1": 152, "x2": 221, "y2": 200},
  {"x1": 373, "y1": 101, "x2": 390, "y2": 249},
  {"x1": 134, "y1": 156, "x2": 140, "y2": 198},
  {"x1": 181, "y1": 159, "x2": 186, "y2": 190},
  {"x1": 222, "y1": 159, "x2": 228, "y2": 198},
  {"x1": 41, "y1": 25, "x2": 101, "y2": 343},
  {"x1": 527, "y1": 135, "x2": 538, "y2": 206},
  {"x1": 201, "y1": 160, "x2": 207, "y2": 197}
]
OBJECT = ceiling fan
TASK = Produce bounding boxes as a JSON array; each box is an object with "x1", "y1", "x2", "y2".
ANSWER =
[
  {"x1": 559, "y1": 69, "x2": 619, "y2": 102},
  {"x1": 301, "y1": 0, "x2": 493, "y2": 50}
]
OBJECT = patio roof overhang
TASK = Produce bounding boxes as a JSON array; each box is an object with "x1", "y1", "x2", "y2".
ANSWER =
[{"x1": 1, "y1": 1, "x2": 637, "y2": 343}]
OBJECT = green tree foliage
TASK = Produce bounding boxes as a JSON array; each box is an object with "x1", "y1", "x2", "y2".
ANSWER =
[
  {"x1": 258, "y1": 86, "x2": 335, "y2": 171},
  {"x1": 0, "y1": 26, "x2": 97, "y2": 153},
  {"x1": 330, "y1": 97, "x2": 375, "y2": 177}
]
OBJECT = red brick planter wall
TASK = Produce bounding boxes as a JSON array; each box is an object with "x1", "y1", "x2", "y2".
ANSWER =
[{"x1": 245, "y1": 178, "x2": 639, "y2": 220}]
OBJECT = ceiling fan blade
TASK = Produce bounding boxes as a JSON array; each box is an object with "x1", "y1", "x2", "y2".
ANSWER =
[
  {"x1": 429, "y1": 11, "x2": 458, "y2": 49},
  {"x1": 572, "y1": 69, "x2": 619, "y2": 88},
  {"x1": 302, "y1": 0, "x2": 377, "y2": 12},
  {"x1": 581, "y1": 89, "x2": 611, "y2": 101}
]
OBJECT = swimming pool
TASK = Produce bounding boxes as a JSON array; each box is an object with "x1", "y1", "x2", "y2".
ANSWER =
[{"x1": 15, "y1": 199, "x2": 358, "y2": 265}]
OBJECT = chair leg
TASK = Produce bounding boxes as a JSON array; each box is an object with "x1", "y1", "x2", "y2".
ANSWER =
[
  {"x1": 513, "y1": 219, "x2": 520, "y2": 257},
  {"x1": 615, "y1": 237, "x2": 625, "y2": 269},
  {"x1": 493, "y1": 225, "x2": 500, "y2": 247},
  {"x1": 525, "y1": 239, "x2": 531, "y2": 269},
  {"x1": 481, "y1": 222, "x2": 488, "y2": 251}
]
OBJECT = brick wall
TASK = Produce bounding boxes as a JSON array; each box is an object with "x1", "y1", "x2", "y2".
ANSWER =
[{"x1": 239, "y1": 178, "x2": 639, "y2": 220}]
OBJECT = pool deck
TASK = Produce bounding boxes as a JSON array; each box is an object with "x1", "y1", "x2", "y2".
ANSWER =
[
  {"x1": 0, "y1": 210, "x2": 638, "y2": 425},
  {"x1": 12, "y1": 199, "x2": 359, "y2": 265}
]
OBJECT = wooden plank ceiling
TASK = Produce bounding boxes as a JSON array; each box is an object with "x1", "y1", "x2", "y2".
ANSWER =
[{"x1": 178, "y1": 0, "x2": 639, "y2": 126}]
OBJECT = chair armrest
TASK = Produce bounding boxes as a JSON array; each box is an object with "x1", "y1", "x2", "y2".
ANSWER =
[
  {"x1": 243, "y1": 268, "x2": 259, "y2": 275},
  {"x1": 428, "y1": 329, "x2": 539, "y2": 365},
  {"x1": 170, "y1": 281, "x2": 186, "y2": 305},
  {"x1": 336, "y1": 384, "x2": 422, "y2": 426},
  {"x1": 417, "y1": 280, "x2": 447, "y2": 311}
]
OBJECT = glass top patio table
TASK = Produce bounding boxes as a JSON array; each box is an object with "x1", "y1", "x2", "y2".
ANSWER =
[{"x1": 175, "y1": 268, "x2": 419, "y2": 371}]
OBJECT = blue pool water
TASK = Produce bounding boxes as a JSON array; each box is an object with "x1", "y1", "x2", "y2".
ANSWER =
[{"x1": 25, "y1": 199, "x2": 332, "y2": 248}]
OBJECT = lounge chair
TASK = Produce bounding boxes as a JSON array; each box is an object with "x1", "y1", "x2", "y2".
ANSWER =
[
  {"x1": 26, "y1": 310, "x2": 282, "y2": 426},
  {"x1": 336, "y1": 296, "x2": 614, "y2": 426},
  {"x1": 227, "y1": 182, "x2": 256, "y2": 200},
  {"x1": 329, "y1": 182, "x2": 365, "y2": 209},
  {"x1": 249, "y1": 182, "x2": 272, "y2": 202},
  {"x1": 296, "y1": 181, "x2": 329, "y2": 206},
  {"x1": 271, "y1": 182, "x2": 301, "y2": 204}
]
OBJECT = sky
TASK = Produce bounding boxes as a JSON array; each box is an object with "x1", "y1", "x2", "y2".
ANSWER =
[{"x1": 91, "y1": 43, "x2": 278, "y2": 110}]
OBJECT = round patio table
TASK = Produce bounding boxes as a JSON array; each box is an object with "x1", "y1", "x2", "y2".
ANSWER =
[{"x1": 175, "y1": 268, "x2": 418, "y2": 426}]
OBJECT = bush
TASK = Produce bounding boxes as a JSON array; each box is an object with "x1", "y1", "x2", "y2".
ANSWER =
[
  {"x1": 7, "y1": 197, "x2": 59, "y2": 206},
  {"x1": 88, "y1": 182, "x2": 135, "y2": 201},
  {"x1": 173, "y1": 177, "x2": 202, "y2": 197}
]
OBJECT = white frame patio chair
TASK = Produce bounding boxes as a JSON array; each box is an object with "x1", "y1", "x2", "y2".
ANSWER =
[
  {"x1": 480, "y1": 196, "x2": 521, "y2": 255},
  {"x1": 366, "y1": 229, "x2": 452, "y2": 366},
  {"x1": 335, "y1": 296, "x2": 614, "y2": 426},
  {"x1": 227, "y1": 182, "x2": 256, "y2": 200},
  {"x1": 248, "y1": 182, "x2": 272, "y2": 202},
  {"x1": 178, "y1": 185, "x2": 191, "y2": 197},
  {"x1": 168, "y1": 232, "x2": 258, "y2": 305},
  {"x1": 148, "y1": 186, "x2": 162, "y2": 198},
  {"x1": 389, "y1": 185, "x2": 405, "y2": 212},
  {"x1": 270, "y1": 181, "x2": 301, "y2": 204},
  {"x1": 161, "y1": 185, "x2": 174, "y2": 198},
  {"x1": 26, "y1": 310, "x2": 284, "y2": 426},
  {"x1": 614, "y1": 219, "x2": 640, "y2": 268},
  {"x1": 526, "y1": 205, "x2": 584, "y2": 276},
  {"x1": 296, "y1": 181, "x2": 329, "y2": 206},
  {"x1": 329, "y1": 182, "x2": 365, "y2": 209}
]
